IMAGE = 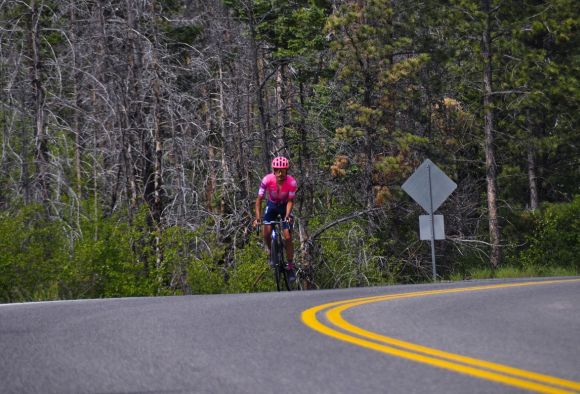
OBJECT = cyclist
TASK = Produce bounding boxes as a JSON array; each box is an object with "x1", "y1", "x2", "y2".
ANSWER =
[{"x1": 252, "y1": 156, "x2": 298, "y2": 281}]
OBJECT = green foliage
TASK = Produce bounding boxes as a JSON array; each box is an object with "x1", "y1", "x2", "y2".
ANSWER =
[
  {"x1": 0, "y1": 205, "x2": 66, "y2": 302},
  {"x1": 188, "y1": 259, "x2": 226, "y2": 294},
  {"x1": 467, "y1": 268, "x2": 494, "y2": 280},
  {"x1": 1, "y1": 203, "x2": 177, "y2": 302},
  {"x1": 494, "y1": 0, "x2": 579, "y2": 203},
  {"x1": 165, "y1": 224, "x2": 228, "y2": 295},
  {"x1": 227, "y1": 240, "x2": 273, "y2": 293},
  {"x1": 325, "y1": 0, "x2": 431, "y2": 207},
  {"x1": 316, "y1": 222, "x2": 394, "y2": 288},
  {"x1": 466, "y1": 265, "x2": 577, "y2": 280},
  {"x1": 162, "y1": 24, "x2": 202, "y2": 45},
  {"x1": 519, "y1": 196, "x2": 580, "y2": 273},
  {"x1": 1, "y1": 0, "x2": 579, "y2": 302},
  {"x1": 172, "y1": 223, "x2": 274, "y2": 294},
  {"x1": 61, "y1": 205, "x2": 158, "y2": 299},
  {"x1": 224, "y1": 0, "x2": 330, "y2": 60},
  {"x1": 226, "y1": 261, "x2": 271, "y2": 293},
  {"x1": 497, "y1": 165, "x2": 529, "y2": 207},
  {"x1": 157, "y1": 0, "x2": 184, "y2": 13},
  {"x1": 1, "y1": 195, "x2": 577, "y2": 302}
]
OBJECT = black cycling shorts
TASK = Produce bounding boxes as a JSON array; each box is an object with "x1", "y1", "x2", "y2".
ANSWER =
[{"x1": 263, "y1": 200, "x2": 293, "y2": 230}]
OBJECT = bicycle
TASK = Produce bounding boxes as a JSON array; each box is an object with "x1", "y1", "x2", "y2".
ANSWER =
[{"x1": 260, "y1": 215, "x2": 299, "y2": 291}]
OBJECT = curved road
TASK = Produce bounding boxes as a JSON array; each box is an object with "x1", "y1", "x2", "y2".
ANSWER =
[{"x1": 1, "y1": 277, "x2": 579, "y2": 394}]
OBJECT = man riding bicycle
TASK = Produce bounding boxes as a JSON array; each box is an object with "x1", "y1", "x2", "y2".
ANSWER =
[{"x1": 252, "y1": 156, "x2": 297, "y2": 281}]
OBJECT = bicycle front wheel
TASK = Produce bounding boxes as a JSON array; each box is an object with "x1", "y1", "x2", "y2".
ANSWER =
[{"x1": 271, "y1": 237, "x2": 282, "y2": 291}]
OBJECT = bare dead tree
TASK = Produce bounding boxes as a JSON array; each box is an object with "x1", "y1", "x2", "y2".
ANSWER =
[
  {"x1": 29, "y1": 0, "x2": 50, "y2": 204},
  {"x1": 481, "y1": 0, "x2": 502, "y2": 267}
]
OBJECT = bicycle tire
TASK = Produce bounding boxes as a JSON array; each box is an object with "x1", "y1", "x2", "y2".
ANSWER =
[
  {"x1": 277, "y1": 235, "x2": 288, "y2": 291},
  {"x1": 282, "y1": 267, "x2": 291, "y2": 291},
  {"x1": 277, "y1": 232, "x2": 292, "y2": 291},
  {"x1": 271, "y1": 236, "x2": 282, "y2": 291}
]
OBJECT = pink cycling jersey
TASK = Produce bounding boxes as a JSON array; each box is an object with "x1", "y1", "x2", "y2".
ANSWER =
[{"x1": 258, "y1": 173, "x2": 297, "y2": 204}]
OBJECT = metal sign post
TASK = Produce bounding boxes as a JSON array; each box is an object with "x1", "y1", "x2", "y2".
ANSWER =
[
  {"x1": 402, "y1": 159, "x2": 457, "y2": 282},
  {"x1": 427, "y1": 164, "x2": 437, "y2": 280}
]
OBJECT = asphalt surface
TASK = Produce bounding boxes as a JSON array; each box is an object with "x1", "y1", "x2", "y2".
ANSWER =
[{"x1": 1, "y1": 277, "x2": 579, "y2": 394}]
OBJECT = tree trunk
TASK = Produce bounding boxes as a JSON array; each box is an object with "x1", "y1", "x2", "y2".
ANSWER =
[
  {"x1": 124, "y1": 0, "x2": 142, "y2": 215},
  {"x1": 481, "y1": 0, "x2": 502, "y2": 267},
  {"x1": 70, "y1": 5, "x2": 83, "y2": 200},
  {"x1": 90, "y1": 1, "x2": 106, "y2": 227},
  {"x1": 274, "y1": 64, "x2": 288, "y2": 154},
  {"x1": 297, "y1": 82, "x2": 315, "y2": 289},
  {"x1": 363, "y1": 72, "x2": 375, "y2": 233},
  {"x1": 30, "y1": 0, "x2": 49, "y2": 204},
  {"x1": 149, "y1": 0, "x2": 165, "y2": 286},
  {"x1": 248, "y1": 14, "x2": 271, "y2": 171},
  {"x1": 525, "y1": 115, "x2": 539, "y2": 210},
  {"x1": 527, "y1": 143, "x2": 539, "y2": 211},
  {"x1": 218, "y1": 59, "x2": 232, "y2": 215},
  {"x1": 19, "y1": 84, "x2": 32, "y2": 204}
]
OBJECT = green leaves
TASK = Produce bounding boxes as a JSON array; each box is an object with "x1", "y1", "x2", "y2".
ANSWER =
[
  {"x1": 382, "y1": 54, "x2": 430, "y2": 84},
  {"x1": 225, "y1": 0, "x2": 330, "y2": 59},
  {"x1": 163, "y1": 24, "x2": 202, "y2": 45},
  {"x1": 324, "y1": 0, "x2": 431, "y2": 207},
  {"x1": 519, "y1": 196, "x2": 580, "y2": 272},
  {"x1": 0, "y1": 205, "x2": 65, "y2": 302}
]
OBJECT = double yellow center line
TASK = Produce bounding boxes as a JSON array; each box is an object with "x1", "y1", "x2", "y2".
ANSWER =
[{"x1": 301, "y1": 279, "x2": 580, "y2": 393}]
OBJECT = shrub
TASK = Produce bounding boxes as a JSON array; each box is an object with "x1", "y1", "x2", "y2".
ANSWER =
[
  {"x1": 60, "y1": 208, "x2": 154, "y2": 299},
  {"x1": 188, "y1": 258, "x2": 226, "y2": 294},
  {"x1": 0, "y1": 205, "x2": 66, "y2": 302},
  {"x1": 519, "y1": 196, "x2": 580, "y2": 274},
  {"x1": 226, "y1": 238, "x2": 272, "y2": 293}
]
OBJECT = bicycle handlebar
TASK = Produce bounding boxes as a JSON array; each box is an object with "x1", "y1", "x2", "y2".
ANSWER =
[
  {"x1": 258, "y1": 214, "x2": 290, "y2": 225},
  {"x1": 255, "y1": 217, "x2": 289, "y2": 235},
  {"x1": 260, "y1": 219, "x2": 288, "y2": 225}
]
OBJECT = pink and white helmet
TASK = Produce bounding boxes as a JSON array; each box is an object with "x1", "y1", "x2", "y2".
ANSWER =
[{"x1": 271, "y1": 156, "x2": 289, "y2": 169}]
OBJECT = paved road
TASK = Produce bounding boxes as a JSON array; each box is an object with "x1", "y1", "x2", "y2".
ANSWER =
[{"x1": 1, "y1": 277, "x2": 579, "y2": 394}]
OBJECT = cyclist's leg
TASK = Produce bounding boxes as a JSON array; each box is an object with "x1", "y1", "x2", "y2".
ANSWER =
[
  {"x1": 262, "y1": 224, "x2": 272, "y2": 253},
  {"x1": 262, "y1": 200, "x2": 281, "y2": 264},
  {"x1": 282, "y1": 217, "x2": 295, "y2": 279},
  {"x1": 282, "y1": 227, "x2": 293, "y2": 268},
  {"x1": 262, "y1": 201, "x2": 275, "y2": 252}
]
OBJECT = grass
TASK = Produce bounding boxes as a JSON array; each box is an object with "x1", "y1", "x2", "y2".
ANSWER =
[{"x1": 463, "y1": 265, "x2": 578, "y2": 281}]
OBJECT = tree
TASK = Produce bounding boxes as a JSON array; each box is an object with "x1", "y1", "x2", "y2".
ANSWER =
[
  {"x1": 438, "y1": 0, "x2": 506, "y2": 267},
  {"x1": 496, "y1": 0, "x2": 579, "y2": 209},
  {"x1": 325, "y1": 0, "x2": 429, "y2": 216},
  {"x1": 480, "y1": 0, "x2": 502, "y2": 267}
]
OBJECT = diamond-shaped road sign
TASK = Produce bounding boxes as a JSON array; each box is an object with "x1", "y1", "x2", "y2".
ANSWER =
[{"x1": 402, "y1": 159, "x2": 457, "y2": 213}]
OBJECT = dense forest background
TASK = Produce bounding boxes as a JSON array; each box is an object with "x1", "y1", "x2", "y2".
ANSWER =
[{"x1": 0, "y1": 0, "x2": 578, "y2": 302}]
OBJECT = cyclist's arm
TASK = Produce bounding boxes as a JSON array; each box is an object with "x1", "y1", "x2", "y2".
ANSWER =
[
  {"x1": 254, "y1": 195, "x2": 264, "y2": 225},
  {"x1": 285, "y1": 200, "x2": 294, "y2": 221},
  {"x1": 285, "y1": 176, "x2": 297, "y2": 222}
]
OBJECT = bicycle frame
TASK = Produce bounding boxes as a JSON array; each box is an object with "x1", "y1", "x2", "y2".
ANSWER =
[{"x1": 262, "y1": 216, "x2": 293, "y2": 291}]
